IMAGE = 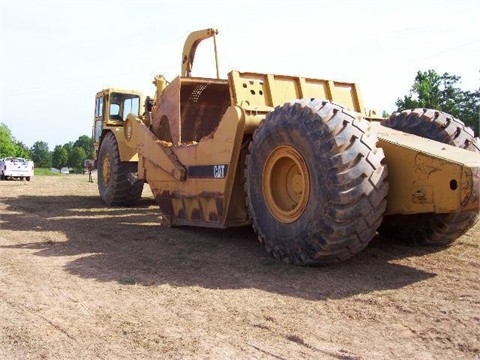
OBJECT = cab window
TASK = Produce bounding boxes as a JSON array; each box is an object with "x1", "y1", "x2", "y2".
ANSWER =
[
  {"x1": 95, "y1": 97, "x2": 103, "y2": 118},
  {"x1": 123, "y1": 96, "x2": 140, "y2": 118},
  {"x1": 110, "y1": 93, "x2": 140, "y2": 121}
]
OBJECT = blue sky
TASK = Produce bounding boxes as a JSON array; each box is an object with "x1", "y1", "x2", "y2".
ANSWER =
[{"x1": 1, "y1": 0, "x2": 479, "y2": 149}]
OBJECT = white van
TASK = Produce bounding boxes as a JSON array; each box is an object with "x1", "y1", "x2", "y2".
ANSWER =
[{"x1": 0, "y1": 157, "x2": 34, "y2": 181}]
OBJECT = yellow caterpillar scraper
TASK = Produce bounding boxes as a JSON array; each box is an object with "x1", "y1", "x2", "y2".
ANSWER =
[{"x1": 93, "y1": 28, "x2": 479, "y2": 265}]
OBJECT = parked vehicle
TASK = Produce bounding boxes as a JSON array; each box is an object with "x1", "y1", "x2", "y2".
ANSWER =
[{"x1": 0, "y1": 157, "x2": 34, "y2": 181}]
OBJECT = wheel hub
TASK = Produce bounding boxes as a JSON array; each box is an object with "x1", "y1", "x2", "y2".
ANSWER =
[{"x1": 262, "y1": 145, "x2": 310, "y2": 223}]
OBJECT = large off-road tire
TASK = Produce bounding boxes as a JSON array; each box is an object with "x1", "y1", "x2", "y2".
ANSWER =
[
  {"x1": 245, "y1": 99, "x2": 389, "y2": 266},
  {"x1": 97, "y1": 132, "x2": 144, "y2": 206},
  {"x1": 379, "y1": 108, "x2": 480, "y2": 245}
]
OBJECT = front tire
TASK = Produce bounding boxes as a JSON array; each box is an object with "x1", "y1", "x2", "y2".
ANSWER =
[
  {"x1": 246, "y1": 100, "x2": 389, "y2": 265},
  {"x1": 97, "y1": 132, "x2": 144, "y2": 206},
  {"x1": 379, "y1": 108, "x2": 480, "y2": 245}
]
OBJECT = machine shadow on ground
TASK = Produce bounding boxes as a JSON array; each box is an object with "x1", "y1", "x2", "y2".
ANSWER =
[{"x1": 0, "y1": 194, "x2": 443, "y2": 300}]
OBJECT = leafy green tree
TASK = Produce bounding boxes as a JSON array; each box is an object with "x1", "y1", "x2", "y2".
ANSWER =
[
  {"x1": 14, "y1": 141, "x2": 30, "y2": 158},
  {"x1": 0, "y1": 124, "x2": 96, "y2": 170},
  {"x1": 30, "y1": 141, "x2": 51, "y2": 168},
  {"x1": 52, "y1": 145, "x2": 68, "y2": 169},
  {"x1": 62, "y1": 142, "x2": 73, "y2": 161},
  {"x1": 73, "y1": 135, "x2": 94, "y2": 159},
  {"x1": 0, "y1": 123, "x2": 18, "y2": 157},
  {"x1": 396, "y1": 69, "x2": 480, "y2": 135},
  {"x1": 68, "y1": 146, "x2": 86, "y2": 171},
  {"x1": 0, "y1": 123, "x2": 30, "y2": 158}
]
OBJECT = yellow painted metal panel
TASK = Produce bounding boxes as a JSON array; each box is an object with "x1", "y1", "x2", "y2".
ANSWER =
[
  {"x1": 229, "y1": 71, "x2": 364, "y2": 114},
  {"x1": 373, "y1": 123, "x2": 480, "y2": 215}
]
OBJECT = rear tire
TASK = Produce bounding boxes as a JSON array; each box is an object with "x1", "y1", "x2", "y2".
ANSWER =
[
  {"x1": 379, "y1": 108, "x2": 480, "y2": 245},
  {"x1": 246, "y1": 99, "x2": 389, "y2": 265},
  {"x1": 97, "y1": 132, "x2": 144, "y2": 206}
]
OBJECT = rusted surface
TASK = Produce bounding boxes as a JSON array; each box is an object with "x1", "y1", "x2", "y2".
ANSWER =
[
  {"x1": 180, "y1": 82, "x2": 230, "y2": 142},
  {"x1": 461, "y1": 166, "x2": 480, "y2": 212},
  {"x1": 125, "y1": 116, "x2": 186, "y2": 181},
  {"x1": 414, "y1": 153, "x2": 442, "y2": 180},
  {"x1": 152, "y1": 77, "x2": 181, "y2": 144},
  {"x1": 152, "y1": 77, "x2": 230, "y2": 145},
  {"x1": 208, "y1": 211, "x2": 219, "y2": 222},
  {"x1": 374, "y1": 123, "x2": 480, "y2": 215},
  {"x1": 191, "y1": 208, "x2": 202, "y2": 221},
  {"x1": 137, "y1": 105, "x2": 248, "y2": 228},
  {"x1": 215, "y1": 197, "x2": 224, "y2": 219},
  {"x1": 154, "y1": 190, "x2": 175, "y2": 226},
  {"x1": 154, "y1": 114, "x2": 173, "y2": 143},
  {"x1": 151, "y1": 184, "x2": 226, "y2": 227}
]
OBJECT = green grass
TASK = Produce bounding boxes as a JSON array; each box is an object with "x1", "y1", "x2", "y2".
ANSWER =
[{"x1": 34, "y1": 168, "x2": 60, "y2": 176}]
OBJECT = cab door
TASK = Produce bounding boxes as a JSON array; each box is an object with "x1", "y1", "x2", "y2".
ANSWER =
[{"x1": 92, "y1": 92, "x2": 105, "y2": 155}]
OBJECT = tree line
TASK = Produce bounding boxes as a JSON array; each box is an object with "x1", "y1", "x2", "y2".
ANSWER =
[
  {"x1": 0, "y1": 125, "x2": 94, "y2": 172},
  {"x1": 0, "y1": 69, "x2": 478, "y2": 170},
  {"x1": 395, "y1": 70, "x2": 479, "y2": 136}
]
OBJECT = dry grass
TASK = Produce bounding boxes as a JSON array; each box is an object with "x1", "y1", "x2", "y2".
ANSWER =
[{"x1": 0, "y1": 175, "x2": 479, "y2": 359}]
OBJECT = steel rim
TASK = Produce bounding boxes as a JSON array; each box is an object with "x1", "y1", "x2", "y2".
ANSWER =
[{"x1": 262, "y1": 145, "x2": 310, "y2": 223}]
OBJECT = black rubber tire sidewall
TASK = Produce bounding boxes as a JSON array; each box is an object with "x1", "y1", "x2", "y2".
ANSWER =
[
  {"x1": 247, "y1": 100, "x2": 388, "y2": 265},
  {"x1": 97, "y1": 132, "x2": 143, "y2": 206},
  {"x1": 248, "y1": 108, "x2": 326, "y2": 253},
  {"x1": 380, "y1": 108, "x2": 480, "y2": 245}
]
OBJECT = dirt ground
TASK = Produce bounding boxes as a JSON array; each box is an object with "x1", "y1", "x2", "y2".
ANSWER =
[{"x1": 0, "y1": 175, "x2": 479, "y2": 359}]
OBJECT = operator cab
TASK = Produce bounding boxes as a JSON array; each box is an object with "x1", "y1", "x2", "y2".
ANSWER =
[{"x1": 93, "y1": 89, "x2": 143, "y2": 152}]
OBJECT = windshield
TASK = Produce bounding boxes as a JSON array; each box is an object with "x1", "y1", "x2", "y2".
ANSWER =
[{"x1": 110, "y1": 93, "x2": 140, "y2": 121}]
